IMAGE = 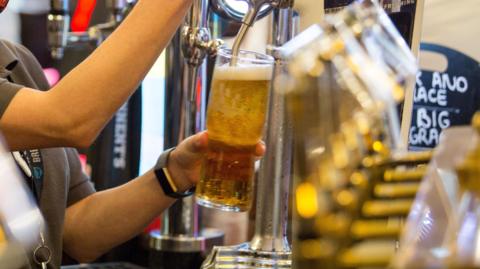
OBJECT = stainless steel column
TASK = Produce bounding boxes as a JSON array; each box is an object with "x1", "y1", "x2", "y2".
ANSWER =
[
  {"x1": 250, "y1": 7, "x2": 295, "y2": 253},
  {"x1": 149, "y1": 1, "x2": 224, "y2": 268},
  {"x1": 161, "y1": 30, "x2": 201, "y2": 241}
]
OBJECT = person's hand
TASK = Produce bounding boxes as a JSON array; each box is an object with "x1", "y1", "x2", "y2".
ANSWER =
[{"x1": 166, "y1": 131, "x2": 266, "y2": 192}]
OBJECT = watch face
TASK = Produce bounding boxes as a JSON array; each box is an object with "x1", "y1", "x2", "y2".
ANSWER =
[{"x1": 0, "y1": 0, "x2": 8, "y2": 13}]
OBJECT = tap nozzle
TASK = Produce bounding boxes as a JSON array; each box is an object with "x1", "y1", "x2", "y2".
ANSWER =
[{"x1": 231, "y1": 0, "x2": 294, "y2": 62}]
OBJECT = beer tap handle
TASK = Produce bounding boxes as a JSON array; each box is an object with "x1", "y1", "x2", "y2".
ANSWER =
[{"x1": 206, "y1": 39, "x2": 224, "y2": 58}]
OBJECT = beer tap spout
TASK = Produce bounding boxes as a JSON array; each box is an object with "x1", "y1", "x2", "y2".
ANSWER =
[
  {"x1": 230, "y1": 2, "x2": 265, "y2": 62},
  {"x1": 230, "y1": 0, "x2": 294, "y2": 62},
  {"x1": 230, "y1": 10, "x2": 255, "y2": 65}
]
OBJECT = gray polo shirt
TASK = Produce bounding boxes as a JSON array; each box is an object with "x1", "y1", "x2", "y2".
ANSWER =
[{"x1": 0, "y1": 39, "x2": 96, "y2": 269}]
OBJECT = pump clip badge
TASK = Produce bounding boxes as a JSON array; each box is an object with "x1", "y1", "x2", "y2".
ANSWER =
[{"x1": 0, "y1": 0, "x2": 8, "y2": 13}]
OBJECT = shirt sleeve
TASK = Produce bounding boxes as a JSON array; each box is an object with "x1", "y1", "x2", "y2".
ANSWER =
[
  {"x1": 0, "y1": 77, "x2": 22, "y2": 118},
  {"x1": 65, "y1": 148, "x2": 96, "y2": 206}
]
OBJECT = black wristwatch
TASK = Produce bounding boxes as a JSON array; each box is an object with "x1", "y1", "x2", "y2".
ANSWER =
[{"x1": 154, "y1": 148, "x2": 195, "y2": 199}]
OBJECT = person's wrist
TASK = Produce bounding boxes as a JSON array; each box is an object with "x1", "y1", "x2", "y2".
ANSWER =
[
  {"x1": 153, "y1": 148, "x2": 194, "y2": 199},
  {"x1": 166, "y1": 149, "x2": 194, "y2": 192}
]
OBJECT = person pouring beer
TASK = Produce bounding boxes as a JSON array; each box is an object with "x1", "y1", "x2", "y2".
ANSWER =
[{"x1": 0, "y1": 0, "x2": 265, "y2": 268}]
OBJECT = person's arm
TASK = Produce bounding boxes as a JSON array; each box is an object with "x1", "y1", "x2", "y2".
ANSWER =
[
  {"x1": 0, "y1": 0, "x2": 191, "y2": 151},
  {"x1": 62, "y1": 132, "x2": 264, "y2": 262},
  {"x1": 63, "y1": 170, "x2": 177, "y2": 262}
]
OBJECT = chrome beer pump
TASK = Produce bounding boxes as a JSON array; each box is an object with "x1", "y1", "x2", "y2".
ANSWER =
[
  {"x1": 281, "y1": 3, "x2": 431, "y2": 269},
  {"x1": 148, "y1": 1, "x2": 224, "y2": 268},
  {"x1": 199, "y1": 0, "x2": 297, "y2": 268},
  {"x1": 151, "y1": 0, "x2": 297, "y2": 268},
  {"x1": 48, "y1": 0, "x2": 135, "y2": 60}
]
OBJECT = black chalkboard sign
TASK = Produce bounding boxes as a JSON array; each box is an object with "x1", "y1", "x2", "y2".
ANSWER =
[{"x1": 408, "y1": 43, "x2": 480, "y2": 150}]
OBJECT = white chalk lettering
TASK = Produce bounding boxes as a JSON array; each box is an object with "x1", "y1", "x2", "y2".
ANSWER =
[
  {"x1": 442, "y1": 73, "x2": 456, "y2": 91},
  {"x1": 411, "y1": 70, "x2": 469, "y2": 147},
  {"x1": 457, "y1": 76, "x2": 468, "y2": 93},
  {"x1": 409, "y1": 126, "x2": 440, "y2": 146},
  {"x1": 417, "y1": 108, "x2": 431, "y2": 128},
  {"x1": 432, "y1": 72, "x2": 469, "y2": 93},
  {"x1": 414, "y1": 86, "x2": 428, "y2": 103},
  {"x1": 438, "y1": 111, "x2": 450, "y2": 129},
  {"x1": 416, "y1": 108, "x2": 450, "y2": 129},
  {"x1": 416, "y1": 71, "x2": 423, "y2": 87},
  {"x1": 432, "y1": 72, "x2": 442, "y2": 89},
  {"x1": 414, "y1": 86, "x2": 447, "y2": 106},
  {"x1": 435, "y1": 88, "x2": 448, "y2": 106}
]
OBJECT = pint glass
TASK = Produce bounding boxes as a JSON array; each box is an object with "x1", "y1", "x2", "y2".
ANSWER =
[{"x1": 196, "y1": 48, "x2": 274, "y2": 212}]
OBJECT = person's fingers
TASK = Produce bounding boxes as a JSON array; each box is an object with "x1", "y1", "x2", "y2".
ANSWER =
[
  {"x1": 175, "y1": 133, "x2": 264, "y2": 166},
  {"x1": 167, "y1": 132, "x2": 209, "y2": 189},
  {"x1": 172, "y1": 131, "x2": 208, "y2": 167},
  {"x1": 196, "y1": 131, "x2": 209, "y2": 149},
  {"x1": 182, "y1": 131, "x2": 208, "y2": 154},
  {"x1": 254, "y1": 140, "x2": 266, "y2": 157}
]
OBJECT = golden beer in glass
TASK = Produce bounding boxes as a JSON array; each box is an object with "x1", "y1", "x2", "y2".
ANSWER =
[{"x1": 196, "y1": 49, "x2": 273, "y2": 212}]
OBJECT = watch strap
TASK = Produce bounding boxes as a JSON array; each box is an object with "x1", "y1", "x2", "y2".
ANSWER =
[{"x1": 154, "y1": 148, "x2": 195, "y2": 198}]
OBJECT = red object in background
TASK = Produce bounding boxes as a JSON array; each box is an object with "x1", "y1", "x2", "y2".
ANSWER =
[
  {"x1": 144, "y1": 217, "x2": 161, "y2": 233},
  {"x1": 71, "y1": 0, "x2": 97, "y2": 32}
]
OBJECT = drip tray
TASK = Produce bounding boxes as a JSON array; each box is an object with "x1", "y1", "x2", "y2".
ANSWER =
[
  {"x1": 201, "y1": 243, "x2": 291, "y2": 269},
  {"x1": 61, "y1": 263, "x2": 146, "y2": 269}
]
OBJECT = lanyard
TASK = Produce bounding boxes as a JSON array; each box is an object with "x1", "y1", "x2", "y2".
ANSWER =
[
  {"x1": 11, "y1": 150, "x2": 49, "y2": 268},
  {"x1": 12, "y1": 149, "x2": 44, "y2": 203}
]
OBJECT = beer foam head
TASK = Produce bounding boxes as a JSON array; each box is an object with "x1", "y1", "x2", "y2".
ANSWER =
[{"x1": 214, "y1": 64, "x2": 273, "y2": 81}]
